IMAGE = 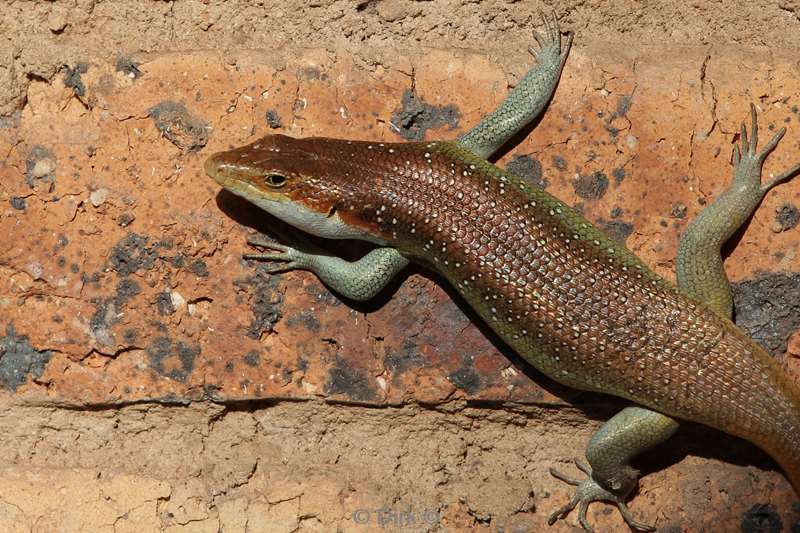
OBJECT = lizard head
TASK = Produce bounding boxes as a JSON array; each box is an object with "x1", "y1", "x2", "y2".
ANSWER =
[{"x1": 204, "y1": 134, "x2": 385, "y2": 242}]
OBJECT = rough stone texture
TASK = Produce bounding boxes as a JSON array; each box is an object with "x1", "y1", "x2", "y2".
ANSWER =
[{"x1": 2, "y1": 2, "x2": 800, "y2": 531}]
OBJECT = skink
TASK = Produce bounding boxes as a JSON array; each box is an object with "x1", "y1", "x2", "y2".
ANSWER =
[{"x1": 205, "y1": 14, "x2": 800, "y2": 531}]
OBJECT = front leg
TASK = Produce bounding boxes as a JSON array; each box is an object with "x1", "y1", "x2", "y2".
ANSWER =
[
  {"x1": 458, "y1": 11, "x2": 573, "y2": 159},
  {"x1": 245, "y1": 237, "x2": 409, "y2": 302}
]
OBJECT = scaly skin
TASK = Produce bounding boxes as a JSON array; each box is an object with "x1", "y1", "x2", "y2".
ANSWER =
[
  {"x1": 206, "y1": 134, "x2": 800, "y2": 498},
  {"x1": 677, "y1": 104, "x2": 800, "y2": 317},
  {"x1": 546, "y1": 106, "x2": 800, "y2": 531},
  {"x1": 204, "y1": 14, "x2": 800, "y2": 531},
  {"x1": 458, "y1": 13, "x2": 573, "y2": 159}
]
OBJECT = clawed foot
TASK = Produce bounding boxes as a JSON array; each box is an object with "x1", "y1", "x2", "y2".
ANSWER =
[
  {"x1": 244, "y1": 236, "x2": 310, "y2": 274},
  {"x1": 734, "y1": 103, "x2": 800, "y2": 194},
  {"x1": 548, "y1": 460, "x2": 655, "y2": 533},
  {"x1": 530, "y1": 10, "x2": 574, "y2": 64}
]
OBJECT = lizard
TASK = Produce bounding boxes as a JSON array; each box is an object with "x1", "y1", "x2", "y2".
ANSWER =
[{"x1": 203, "y1": 13, "x2": 800, "y2": 531}]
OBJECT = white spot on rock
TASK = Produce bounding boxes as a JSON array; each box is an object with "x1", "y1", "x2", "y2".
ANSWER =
[{"x1": 90, "y1": 188, "x2": 109, "y2": 207}]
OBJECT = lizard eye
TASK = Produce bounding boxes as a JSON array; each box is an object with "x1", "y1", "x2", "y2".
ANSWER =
[{"x1": 263, "y1": 172, "x2": 287, "y2": 188}]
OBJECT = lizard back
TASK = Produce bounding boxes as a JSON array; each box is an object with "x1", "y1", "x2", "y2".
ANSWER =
[{"x1": 206, "y1": 133, "x2": 800, "y2": 490}]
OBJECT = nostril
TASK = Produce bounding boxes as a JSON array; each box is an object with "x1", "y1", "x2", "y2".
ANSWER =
[{"x1": 204, "y1": 153, "x2": 226, "y2": 183}]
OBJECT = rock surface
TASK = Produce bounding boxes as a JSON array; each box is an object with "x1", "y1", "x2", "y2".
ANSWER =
[{"x1": 1, "y1": 2, "x2": 800, "y2": 531}]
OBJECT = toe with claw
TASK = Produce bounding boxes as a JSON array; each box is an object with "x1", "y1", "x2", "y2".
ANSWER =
[
  {"x1": 243, "y1": 237, "x2": 309, "y2": 274},
  {"x1": 733, "y1": 103, "x2": 800, "y2": 194},
  {"x1": 548, "y1": 459, "x2": 655, "y2": 533},
  {"x1": 529, "y1": 10, "x2": 574, "y2": 63}
]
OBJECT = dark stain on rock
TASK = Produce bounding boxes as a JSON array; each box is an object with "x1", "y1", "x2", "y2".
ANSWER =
[
  {"x1": 740, "y1": 503, "x2": 782, "y2": 533},
  {"x1": 553, "y1": 155, "x2": 567, "y2": 170},
  {"x1": 109, "y1": 233, "x2": 160, "y2": 276},
  {"x1": 297, "y1": 357, "x2": 309, "y2": 372},
  {"x1": 613, "y1": 94, "x2": 633, "y2": 118},
  {"x1": 448, "y1": 363, "x2": 481, "y2": 395},
  {"x1": 115, "y1": 278, "x2": 141, "y2": 305},
  {"x1": 90, "y1": 278, "x2": 142, "y2": 346},
  {"x1": 0, "y1": 324, "x2": 52, "y2": 391},
  {"x1": 63, "y1": 63, "x2": 89, "y2": 97},
  {"x1": 601, "y1": 96, "x2": 633, "y2": 140},
  {"x1": 390, "y1": 89, "x2": 461, "y2": 141},
  {"x1": 155, "y1": 292, "x2": 175, "y2": 316},
  {"x1": 505, "y1": 154, "x2": 547, "y2": 189},
  {"x1": 146, "y1": 337, "x2": 199, "y2": 382},
  {"x1": 285, "y1": 310, "x2": 321, "y2": 333},
  {"x1": 324, "y1": 357, "x2": 376, "y2": 401},
  {"x1": 9, "y1": 197, "x2": 26, "y2": 210},
  {"x1": 302, "y1": 281, "x2": 342, "y2": 307},
  {"x1": 732, "y1": 273, "x2": 800, "y2": 357},
  {"x1": 149, "y1": 101, "x2": 208, "y2": 152},
  {"x1": 605, "y1": 124, "x2": 619, "y2": 138},
  {"x1": 236, "y1": 266, "x2": 284, "y2": 339},
  {"x1": 385, "y1": 338, "x2": 425, "y2": 374},
  {"x1": 671, "y1": 203, "x2": 688, "y2": 219},
  {"x1": 116, "y1": 56, "x2": 142, "y2": 79},
  {"x1": 265, "y1": 109, "x2": 282, "y2": 129},
  {"x1": 190, "y1": 259, "x2": 209, "y2": 278},
  {"x1": 598, "y1": 219, "x2": 634, "y2": 244},
  {"x1": 297, "y1": 66, "x2": 326, "y2": 81},
  {"x1": 81, "y1": 272, "x2": 100, "y2": 287},
  {"x1": 89, "y1": 298, "x2": 111, "y2": 334},
  {"x1": 243, "y1": 350, "x2": 260, "y2": 367},
  {"x1": 117, "y1": 212, "x2": 135, "y2": 227},
  {"x1": 202, "y1": 384, "x2": 223, "y2": 402},
  {"x1": 612, "y1": 167, "x2": 626, "y2": 184},
  {"x1": 573, "y1": 171, "x2": 609, "y2": 200},
  {"x1": 171, "y1": 254, "x2": 186, "y2": 268},
  {"x1": 609, "y1": 206, "x2": 622, "y2": 219},
  {"x1": 123, "y1": 329, "x2": 137, "y2": 344},
  {"x1": 775, "y1": 203, "x2": 800, "y2": 232}
]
